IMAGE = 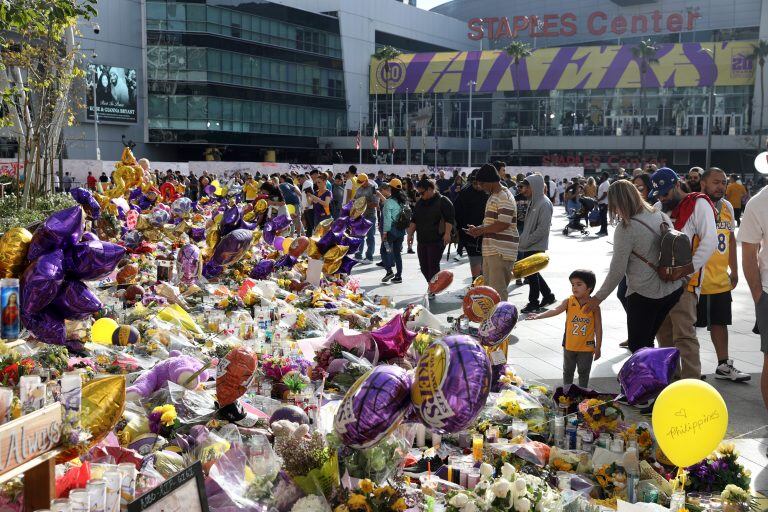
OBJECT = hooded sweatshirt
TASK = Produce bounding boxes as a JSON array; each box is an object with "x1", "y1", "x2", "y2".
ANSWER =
[{"x1": 518, "y1": 174, "x2": 553, "y2": 252}]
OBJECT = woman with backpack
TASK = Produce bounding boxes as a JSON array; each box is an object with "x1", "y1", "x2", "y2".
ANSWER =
[
  {"x1": 381, "y1": 178, "x2": 410, "y2": 284},
  {"x1": 582, "y1": 180, "x2": 684, "y2": 352}
]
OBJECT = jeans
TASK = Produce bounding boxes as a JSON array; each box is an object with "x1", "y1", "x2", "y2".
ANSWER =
[
  {"x1": 303, "y1": 209, "x2": 315, "y2": 237},
  {"x1": 563, "y1": 350, "x2": 594, "y2": 387},
  {"x1": 519, "y1": 250, "x2": 552, "y2": 304},
  {"x1": 382, "y1": 234, "x2": 404, "y2": 276},
  {"x1": 617, "y1": 276, "x2": 628, "y2": 312},
  {"x1": 597, "y1": 203, "x2": 608, "y2": 233},
  {"x1": 417, "y1": 241, "x2": 444, "y2": 283},
  {"x1": 356, "y1": 215, "x2": 376, "y2": 260},
  {"x1": 626, "y1": 286, "x2": 683, "y2": 353}
]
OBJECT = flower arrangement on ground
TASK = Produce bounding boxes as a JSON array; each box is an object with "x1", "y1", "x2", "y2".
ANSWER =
[
  {"x1": 334, "y1": 479, "x2": 408, "y2": 512},
  {"x1": 578, "y1": 399, "x2": 624, "y2": 434},
  {"x1": 686, "y1": 442, "x2": 752, "y2": 494}
]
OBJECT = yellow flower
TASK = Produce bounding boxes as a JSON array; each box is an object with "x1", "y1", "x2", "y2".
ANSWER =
[
  {"x1": 359, "y1": 479, "x2": 374, "y2": 494},
  {"x1": 347, "y1": 494, "x2": 369, "y2": 510},
  {"x1": 334, "y1": 506, "x2": 350, "y2": 512},
  {"x1": 717, "y1": 442, "x2": 736, "y2": 455},
  {"x1": 391, "y1": 498, "x2": 407, "y2": 511},
  {"x1": 373, "y1": 487, "x2": 387, "y2": 498}
]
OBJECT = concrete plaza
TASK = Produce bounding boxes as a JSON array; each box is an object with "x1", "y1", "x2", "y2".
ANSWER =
[{"x1": 353, "y1": 207, "x2": 768, "y2": 497}]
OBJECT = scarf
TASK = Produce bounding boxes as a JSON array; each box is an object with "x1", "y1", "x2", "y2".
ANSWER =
[{"x1": 670, "y1": 192, "x2": 716, "y2": 230}]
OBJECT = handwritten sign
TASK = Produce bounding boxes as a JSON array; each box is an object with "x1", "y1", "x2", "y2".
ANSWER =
[
  {"x1": 128, "y1": 462, "x2": 208, "y2": 512},
  {"x1": 0, "y1": 404, "x2": 62, "y2": 475}
]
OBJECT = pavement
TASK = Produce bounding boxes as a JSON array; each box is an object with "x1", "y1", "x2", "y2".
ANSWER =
[{"x1": 352, "y1": 207, "x2": 768, "y2": 497}]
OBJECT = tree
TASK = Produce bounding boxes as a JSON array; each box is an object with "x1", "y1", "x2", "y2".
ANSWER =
[
  {"x1": 631, "y1": 39, "x2": 659, "y2": 163},
  {"x1": 373, "y1": 46, "x2": 401, "y2": 163},
  {"x1": 0, "y1": 0, "x2": 96, "y2": 208},
  {"x1": 748, "y1": 40, "x2": 768, "y2": 143},
  {"x1": 505, "y1": 41, "x2": 532, "y2": 165}
]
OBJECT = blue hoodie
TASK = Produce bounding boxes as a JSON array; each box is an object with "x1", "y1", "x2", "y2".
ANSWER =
[{"x1": 518, "y1": 174, "x2": 553, "y2": 252}]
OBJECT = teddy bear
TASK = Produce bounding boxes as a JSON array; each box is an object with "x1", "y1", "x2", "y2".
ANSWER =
[{"x1": 126, "y1": 350, "x2": 210, "y2": 402}]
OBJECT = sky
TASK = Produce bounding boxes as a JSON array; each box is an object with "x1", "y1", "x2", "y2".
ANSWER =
[{"x1": 418, "y1": 0, "x2": 450, "y2": 10}]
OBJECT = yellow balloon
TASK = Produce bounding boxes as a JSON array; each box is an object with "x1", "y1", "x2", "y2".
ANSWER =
[
  {"x1": 472, "y1": 275, "x2": 484, "y2": 287},
  {"x1": 91, "y1": 317, "x2": 119, "y2": 344},
  {"x1": 651, "y1": 379, "x2": 728, "y2": 468},
  {"x1": 513, "y1": 253, "x2": 550, "y2": 278},
  {"x1": 255, "y1": 199, "x2": 268, "y2": 214},
  {"x1": 286, "y1": 204, "x2": 296, "y2": 216},
  {"x1": 0, "y1": 227, "x2": 33, "y2": 278},
  {"x1": 282, "y1": 237, "x2": 294, "y2": 254}
]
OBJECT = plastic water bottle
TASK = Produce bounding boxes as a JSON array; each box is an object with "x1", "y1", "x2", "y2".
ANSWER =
[
  {"x1": 565, "y1": 418, "x2": 578, "y2": 450},
  {"x1": 553, "y1": 415, "x2": 565, "y2": 448}
]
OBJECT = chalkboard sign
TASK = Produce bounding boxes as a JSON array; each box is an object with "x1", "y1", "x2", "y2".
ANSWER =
[{"x1": 127, "y1": 462, "x2": 208, "y2": 512}]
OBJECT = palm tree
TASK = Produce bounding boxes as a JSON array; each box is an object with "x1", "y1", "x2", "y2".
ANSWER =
[
  {"x1": 748, "y1": 40, "x2": 768, "y2": 140},
  {"x1": 631, "y1": 40, "x2": 659, "y2": 163},
  {"x1": 373, "y1": 46, "x2": 401, "y2": 162},
  {"x1": 505, "y1": 41, "x2": 532, "y2": 165}
]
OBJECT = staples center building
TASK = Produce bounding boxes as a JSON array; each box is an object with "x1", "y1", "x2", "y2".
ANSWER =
[{"x1": 353, "y1": 0, "x2": 768, "y2": 172}]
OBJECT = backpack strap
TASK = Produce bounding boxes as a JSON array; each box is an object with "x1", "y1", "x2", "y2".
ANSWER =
[{"x1": 629, "y1": 217, "x2": 663, "y2": 271}]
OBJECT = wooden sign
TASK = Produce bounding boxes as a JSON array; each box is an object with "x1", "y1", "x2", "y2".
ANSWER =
[
  {"x1": 128, "y1": 462, "x2": 208, "y2": 512},
  {"x1": 0, "y1": 403, "x2": 62, "y2": 475}
]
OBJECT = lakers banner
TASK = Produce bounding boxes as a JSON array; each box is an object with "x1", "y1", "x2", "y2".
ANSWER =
[{"x1": 370, "y1": 41, "x2": 756, "y2": 94}]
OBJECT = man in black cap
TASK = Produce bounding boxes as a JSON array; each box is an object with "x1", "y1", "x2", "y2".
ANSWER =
[
  {"x1": 454, "y1": 169, "x2": 489, "y2": 281},
  {"x1": 465, "y1": 164, "x2": 519, "y2": 301}
]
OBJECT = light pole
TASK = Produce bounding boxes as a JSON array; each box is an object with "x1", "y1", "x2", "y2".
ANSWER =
[
  {"x1": 82, "y1": 49, "x2": 101, "y2": 160},
  {"x1": 467, "y1": 81, "x2": 476, "y2": 167},
  {"x1": 701, "y1": 44, "x2": 718, "y2": 169}
]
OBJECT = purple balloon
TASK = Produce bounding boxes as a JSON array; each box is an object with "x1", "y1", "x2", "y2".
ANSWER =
[
  {"x1": 123, "y1": 230, "x2": 143, "y2": 248},
  {"x1": 274, "y1": 254, "x2": 297, "y2": 269},
  {"x1": 370, "y1": 314, "x2": 416, "y2": 360},
  {"x1": 262, "y1": 222, "x2": 276, "y2": 244},
  {"x1": 150, "y1": 209, "x2": 170, "y2": 226},
  {"x1": 250, "y1": 259, "x2": 275, "y2": 280},
  {"x1": 28, "y1": 206, "x2": 84, "y2": 260},
  {"x1": 81, "y1": 232, "x2": 99, "y2": 242},
  {"x1": 70, "y1": 188, "x2": 101, "y2": 218},
  {"x1": 202, "y1": 261, "x2": 223, "y2": 279},
  {"x1": 129, "y1": 188, "x2": 143, "y2": 201},
  {"x1": 21, "y1": 249, "x2": 64, "y2": 314},
  {"x1": 477, "y1": 302, "x2": 519, "y2": 347},
  {"x1": 63, "y1": 240, "x2": 126, "y2": 280},
  {"x1": 271, "y1": 214, "x2": 292, "y2": 233},
  {"x1": 334, "y1": 365, "x2": 413, "y2": 448},
  {"x1": 340, "y1": 201, "x2": 353, "y2": 217},
  {"x1": 219, "y1": 206, "x2": 241, "y2": 236},
  {"x1": 316, "y1": 230, "x2": 342, "y2": 254},
  {"x1": 239, "y1": 219, "x2": 257, "y2": 231},
  {"x1": 50, "y1": 280, "x2": 102, "y2": 319},
  {"x1": 204, "y1": 184, "x2": 216, "y2": 196},
  {"x1": 618, "y1": 347, "x2": 680, "y2": 405},
  {"x1": 341, "y1": 235, "x2": 364, "y2": 254},
  {"x1": 177, "y1": 243, "x2": 201, "y2": 283},
  {"x1": 171, "y1": 197, "x2": 193, "y2": 217},
  {"x1": 22, "y1": 309, "x2": 65, "y2": 346},
  {"x1": 348, "y1": 216, "x2": 374, "y2": 237},
  {"x1": 331, "y1": 216, "x2": 349, "y2": 234},
  {"x1": 190, "y1": 227, "x2": 205, "y2": 242},
  {"x1": 269, "y1": 405, "x2": 309, "y2": 426},
  {"x1": 338, "y1": 255, "x2": 358, "y2": 275},
  {"x1": 412, "y1": 335, "x2": 492, "y2": 433},
  {"x1": 208, "y1": 229, "x2": 253, "y2": 268}
]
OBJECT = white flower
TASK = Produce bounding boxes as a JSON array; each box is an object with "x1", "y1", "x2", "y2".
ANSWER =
[
  {"x1": 480, "y1": 462, "x2": 495, "y2": 478},
  {"x1": 501, "y1": 462, "x2": 515, "y2": 481},
  {"x1": 514, "y1": 478, "x2": 527, "y2": 492},
  {"x1": 514, "y1": 497, "x2": 531, "y2": 512},
  {"x1": 450, "y1": 494, "x2": 469, "y2": 507},
  {"x1": 462, "y1": 503, "x2": 478, "y2": 512},
  {"x1": 290, "y1": 495, "x2": 331, "y2": 512},
  {"x1": 492, "y1": 479, "x2": 511, "y2": 498}
]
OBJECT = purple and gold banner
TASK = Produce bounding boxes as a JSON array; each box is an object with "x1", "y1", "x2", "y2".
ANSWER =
[{"x1": 370, "y1": 41, "x2": 756, "y2": 94}]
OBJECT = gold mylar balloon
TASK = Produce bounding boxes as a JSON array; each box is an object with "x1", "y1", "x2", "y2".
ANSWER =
[
  {"x1": 313, "y1": 218, "x2": 333, "y2": 238},
  {"x1": 323, "y1": 245, "x2": 349, "y2": 261},
  {"x1": 472, "y1": 275, "x2": 484, "y2": 287},
  {"x1": 323, "y1": 258, "x2": 343, "y2": 275},
  {"x1": 57, "y1": 375, "x2": 126, "y2": 463},
  {"x1": 135, "y1": 215, "x2": 151, "y2": 231},
  {"x1": 252, "y1": 230, "x2": 262, "y2": 244},
  {"x1": 255, "y1": 199, "x2": 268, "y2": 214},
  {"x1": 206, "y1": 227, "x2": 220, "y2": 251},
  {"x1": 350, "y1": 197, "x2": 367, "y2": 219},
  {"x1": 0, "y1": 227, "x2": 32, "y2": 278},
  {"x1": 307, "y1": 239, "x2": 322, "y2": 260},
  {"x1": 512, "y1": 253, "x2": 550, "y2": 279}
]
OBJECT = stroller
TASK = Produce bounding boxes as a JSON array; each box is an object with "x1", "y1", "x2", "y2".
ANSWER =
[{"x1": 563, "y1": 196, "x2": 597, "y2": 236}]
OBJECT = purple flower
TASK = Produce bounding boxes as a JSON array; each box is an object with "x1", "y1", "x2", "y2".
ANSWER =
[{"x1": 148, "y1": 410, "x2": 162, "y2": 434}]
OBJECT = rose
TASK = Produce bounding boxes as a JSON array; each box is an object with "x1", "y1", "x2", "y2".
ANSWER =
[
  {"x1": 480, "y1": 463, "x2": 494, "y2": 478},
  {"x1": 461, "y1": 503, "x2": 477, "y2": 512},
  {"x1": 492, "y1": 480, "x2": 511, "y2": 498},
  {"x1": 514, "y1": 497, "x2": 531, "y2": 512},
  {"x1": 450, "y1": 494, "x2": 469, "y2": 507},
  {"x1": 514, "y1": 478, "x2": 527, "y2": 493},
  {"x1": 501, "y1": 463, "x2": 515, "y2": 481}
]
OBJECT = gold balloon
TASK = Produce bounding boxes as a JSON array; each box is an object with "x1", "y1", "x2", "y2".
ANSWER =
[
  {"x1": 307, "y1": 239, "x2": 322, "y2": 260},
  {"x1": 472, "y1": 275, "x2": 484, "y2": 287},
  {"x1": 135, "y1": 215, "x2": 151, "y2": 231},
  {"x1": 243, "y1": 211, "x2": 256, "y2": 222},
  {"x1": 206, "y1": 228, "x2": 220, "y2": 251},
  {"x1": 350, "y1": 197, "x2": 367, "y2": 220},
  {"x1": 323, "y1": 245, "x2": 349, "y2": 261},
  {"x1": 252, "y1": 230, "x2": 262, "y2": 244},
  {"x1": 58, "y1": 375, "x2": 126, "y2": 463},
  {"x1": 121, "y1": 147, "x2": 137, "y2": 165},
  {"x1": 255, "y1": 199, "x2": 268, "y2": 214},
  {"x1": 0, "y1": 227, "x2": 32, "y2": 278},
  {"x1": 512, "y1": 253, "x2": 550, "y2": 279},
  {"x1": 313, "y1": 218, "x2": 333, "y2": 238},
  {"x1": 323, "y1": 258, "x2": 343, "y2": 275}
]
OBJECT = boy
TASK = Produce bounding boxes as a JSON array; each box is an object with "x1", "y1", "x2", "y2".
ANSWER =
[{"x1": 528, "y1": 270, "x2": 602, "y2": 387}]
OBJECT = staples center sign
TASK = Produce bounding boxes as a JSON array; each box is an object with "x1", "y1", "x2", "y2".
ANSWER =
[{"x1": 468, "y1": 8, "x2": 702, "y2": 40}]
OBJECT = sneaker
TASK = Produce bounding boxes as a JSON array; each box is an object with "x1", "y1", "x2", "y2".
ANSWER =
[
  {"x1": 515, "y1": 279, "x2": 523, "y2": 286},
  {"x1": 453, "y1": 254, "x2": 462, "y2": 262},
  {"x1": 391, "y1": 276, "x2": 402, "y2": 283},
  {"x1": 715, "y1": 360, "x2": 751, "y2": 382},
  {"x1": 365, "y1": 257, "x2": 374, "y2": 262},
  {"x1": 521, "y1": 302, "x2": 540, "y2": 314},
  {"x1": 540, "y1": 294, "x2": 557, "y2": 307},
  {"x1": 376, "y1": 261, "x2": 385, "y2": 267},
  {"x1": 381, "y1": 272, "x2": 394, "y2": 283},
  {"x1": 619, "y1": 340, "x2": 629, "y2": 349}
]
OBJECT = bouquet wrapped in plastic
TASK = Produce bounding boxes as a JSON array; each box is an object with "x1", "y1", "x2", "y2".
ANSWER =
[{"x1": 334, "y1": 427, "x2": 413, "y2": 484}]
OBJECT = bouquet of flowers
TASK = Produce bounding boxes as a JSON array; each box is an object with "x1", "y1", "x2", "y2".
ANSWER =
[
  {"x1": 492, "y1": 387, "x2": 551, "y2": 436},
  {"x1": 148, "y1": 404, "x2": 180, "y2": 438},
  {"x1": 261, "y1": 354, "x2": 313, "y2": 381},
  {"x1": 593, "y1": 463, "x2": 627, "y2": 499},
  {"x1": 720, "y1": 484, "x2": 759, "y2": 511},
  {"x1": 686, "y1": 442, "x2": 752, "y2": 494},
  {"x1": 334, "y1": 430, "x2": 412, "y2": 482},
  {"x1": 334, "y1": 479, "x2": 408, "y2": 512},
  {"x1": 620, "y1": 423, "x2": 654, "y2": 459},
  {"x1": 578, "y1": 399, "x2": 624, "y2": 434},
  {"x1": 445, "y1": 462, "x2": 561, "y2": 512},
  {"x1": 273, "y1": 422, "x2": 339, "y2": 497},
  {"x1": 0, "y1": 352, "x2": 36, "y2": 386}
]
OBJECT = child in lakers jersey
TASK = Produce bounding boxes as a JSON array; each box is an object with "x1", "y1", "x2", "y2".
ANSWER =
[{"x1": 528, "y1": 270, "x2": 602, "y2": 387}]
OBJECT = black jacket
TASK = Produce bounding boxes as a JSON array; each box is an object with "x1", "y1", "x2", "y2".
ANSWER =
[
  {"x1": 412, "y1": 193, "x2": 455, "y2": 244},
  {"x1": 454, "y1": 184, "x2": 488, "y2": 233}
]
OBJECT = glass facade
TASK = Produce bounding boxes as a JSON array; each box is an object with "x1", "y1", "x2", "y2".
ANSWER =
[
  {"x1": 371, "y1": 85, "x2": 754, "y2": 140},
  {"x1": 145, "y1": 0, "x2": 346, "y2": 148}
]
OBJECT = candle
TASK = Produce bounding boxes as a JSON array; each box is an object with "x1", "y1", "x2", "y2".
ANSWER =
[
  {"x1": 0, "y1": 387, "x2": 12, "y2": 424},
  {"x1": 50, "y1": 499, "x2": 70, "y2": 512},
  {"x1": 466, "y1": 470, "x2": 480, "y2": 490},
  {"x1": 472, "y1": 434, "x2": 484, "y2": 462},
  {"x1": 61, "y1": 372, "x2": 82, "y2": 416},
  {"x1": 486, "y1": 426, "x2": 500, "y2": 443},
  {"x1": 87, "y1": 479, "x2": 107, "y2": 512},
  {"x1": 414, "y1": 424, "x2": 426, "y2": 448},
  {"x1": 19, "y1": 375, "x2": 42, "y2": 414},
  {"x1": 69, "y1": 490, "x2": 90, "y2": 512},
  {"x1": 118, "y1": 464, "x2": 137, "y2": 510},
  {"x1": 432, "y1": 432, "x2": 441, "y2": 449},
  {"x1": 104, "y1": 471, "x2": 121, "y2": 512}
]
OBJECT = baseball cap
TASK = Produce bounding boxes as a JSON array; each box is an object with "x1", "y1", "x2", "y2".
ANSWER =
[
  {"x1": 355, "y1": 174, "x2": 368, "y2": 184},
  {"x1": 476, "y1": 164, "x2": 500, "y2": 183},
  {"x1": 389, "y1": 178, "x2": 403, "y2": 189},
  {"x1": 648, "y1": 167, "x2": 679, "y2": 201}
]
